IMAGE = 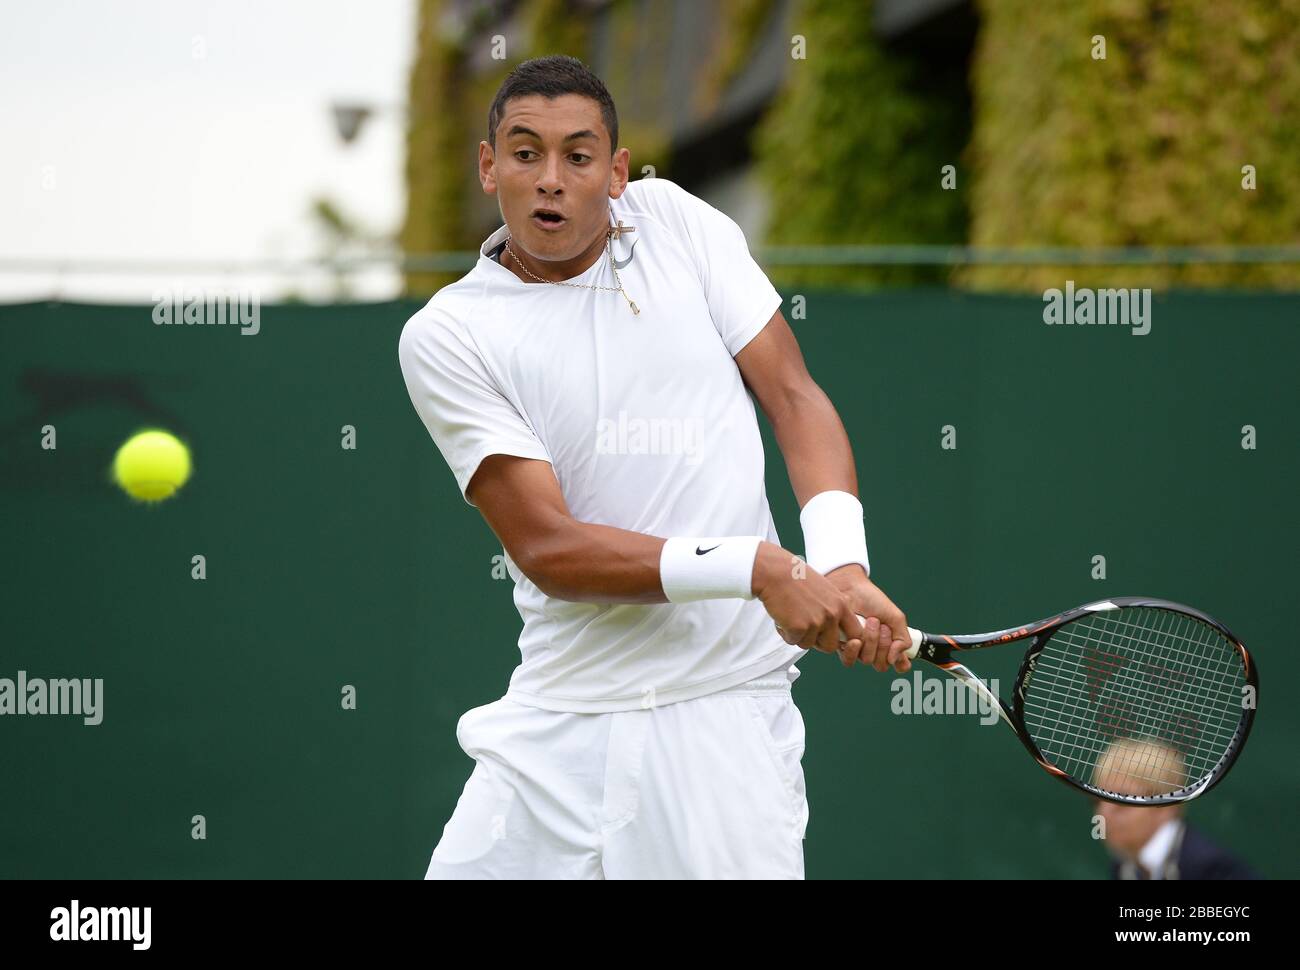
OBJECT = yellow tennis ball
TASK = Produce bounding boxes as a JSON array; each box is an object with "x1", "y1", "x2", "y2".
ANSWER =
[{"x1": 112, "y1": 430, "x2": 192, "y2": 502}]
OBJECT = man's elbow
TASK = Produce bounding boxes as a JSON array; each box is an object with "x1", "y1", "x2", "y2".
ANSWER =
[
  {"x1": 512, "y1": 546, "x2": 562, "y2": 598},
  {"x1": 763, "y1": 380, "x2": 832, "y2": 428},
  {"x1": 509, "y1": 529, "x2": 579, "y2": 600}
]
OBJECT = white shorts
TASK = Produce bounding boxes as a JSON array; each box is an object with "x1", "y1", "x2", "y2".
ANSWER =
[{"x1": 425, "y1": 664, "x2": 808, "y2": 879}]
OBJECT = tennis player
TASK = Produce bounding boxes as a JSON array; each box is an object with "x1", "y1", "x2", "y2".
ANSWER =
[{"x1": 399, "y1": 55, "x2": 912, "y2": 879}]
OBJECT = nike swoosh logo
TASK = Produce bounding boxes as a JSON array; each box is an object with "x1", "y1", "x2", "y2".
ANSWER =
[
  {"x1": 612, "y1": 238, "x2": 637, "y2": 269},
  {"x1": 696, "y1": 544, "x2": 720, "y2": 555}
]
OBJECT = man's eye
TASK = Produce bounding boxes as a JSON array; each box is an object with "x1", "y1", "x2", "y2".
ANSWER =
[
  {"x1": 570, "y1": 154, "x2": 590, "y2": 163},
  {"x1": 516, "y1": 150, "x2": 536, "y2": 160}
]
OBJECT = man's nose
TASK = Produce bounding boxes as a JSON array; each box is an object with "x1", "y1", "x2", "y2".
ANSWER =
[{"x1": 536, "y1": 158, "x2": 566, "y2": 193}]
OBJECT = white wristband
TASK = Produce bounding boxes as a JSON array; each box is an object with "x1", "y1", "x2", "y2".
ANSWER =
[
  {"x1": 800, "y1": 490, "x2": 870, "y2": 577},
  {"x1": 659, "y1": 536, "x2": 762, "y2": 603}
]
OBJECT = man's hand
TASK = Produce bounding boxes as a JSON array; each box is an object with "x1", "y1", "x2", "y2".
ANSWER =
[
  {"x1": 825, "y1": 565, "x2": 912, "y2": 673},
  {"x1": 752, "y1": 542, "x2": 868, "y2": 660}
]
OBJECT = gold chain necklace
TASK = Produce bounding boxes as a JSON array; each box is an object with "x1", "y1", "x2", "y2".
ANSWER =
[{"x1": 502, "y1": 218, "x2": 639, "y2": 316}]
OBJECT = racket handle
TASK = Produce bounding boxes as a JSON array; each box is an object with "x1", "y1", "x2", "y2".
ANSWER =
[
  {"x1": 844, "y1": 614, "x2": 924, "y2": 659},
  {"x1": 906, "y1": 627, "x2": 923, "y2": 659}
]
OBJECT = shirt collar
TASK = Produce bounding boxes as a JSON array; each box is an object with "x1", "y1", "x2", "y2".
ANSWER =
[
  {"x1": 1138, "y1": 818, "x2": 1184, "y2": 877},
  {"x1": 480, "y1": 222, "x2": 511, "y2": 261}
]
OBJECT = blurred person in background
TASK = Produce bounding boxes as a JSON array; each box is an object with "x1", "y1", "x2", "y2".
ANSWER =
[{"x1": 1092, "y1": 738, "x2": 1259, "y2": 879}]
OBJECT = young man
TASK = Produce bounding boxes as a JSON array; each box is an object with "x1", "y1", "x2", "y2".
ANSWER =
[{"x1": 399, "y1": 55, "x2": 911, "y2": 879}]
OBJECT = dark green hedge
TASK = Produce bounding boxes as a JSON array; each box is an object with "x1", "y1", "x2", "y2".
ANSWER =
[
  {"x1": 962, "y1": 0, "x2": 1300, "y2": 290},
  {"x1": 753, "y1": 0, "x2": 971, "y2": 289}
]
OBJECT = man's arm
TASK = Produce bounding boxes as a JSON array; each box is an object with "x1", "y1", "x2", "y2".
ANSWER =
[
  {"x1": 734, "y1": 308, "x2": 912, "y2": 672},
  {"x1": 467, "y1": 455, "x2": 667, "y2": 604},
  {"x1": 464, "y1": 454, "x2": 864, "y2": 657}
]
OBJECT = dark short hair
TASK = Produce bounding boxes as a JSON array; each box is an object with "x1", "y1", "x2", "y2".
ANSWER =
[{"x1": 487, "y1": 55, "x2": 618, "y2": 154}]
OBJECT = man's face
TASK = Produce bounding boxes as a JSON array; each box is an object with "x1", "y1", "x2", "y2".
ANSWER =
[
  {"x1": 1094, "y1": 798, "x2": 1180, "y2": 857},
  {"x1": 480, "y1": 93, "x2": 628, "y2": 264}
]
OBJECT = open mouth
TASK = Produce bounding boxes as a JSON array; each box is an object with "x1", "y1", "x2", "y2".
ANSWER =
[{"x1": 532, "y1": 209, "x2": 566, "y2": 229}]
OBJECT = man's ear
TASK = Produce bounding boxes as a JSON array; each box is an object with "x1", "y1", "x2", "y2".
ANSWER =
[
  {"x1": 608, "y1": 147, "x2": 631, "y2": 200},
  {"x1": 479, "y1": 140, "x2": 497, "y2": 194}
]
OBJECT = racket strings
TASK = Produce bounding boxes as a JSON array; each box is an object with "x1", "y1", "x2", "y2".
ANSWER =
[
  {"x1": 1032, "y1": 612, "x2": 1240, "y2": 789},
  {"x1": 1042, "y1": 612, "x2": 1242, "y2": 780},
  {"x1": 1018, "y1": 607, "x2": 1248, "y2": 798},
  {"x1": 1025, "y1": 626, "x2": 1243, "y2": 748}
]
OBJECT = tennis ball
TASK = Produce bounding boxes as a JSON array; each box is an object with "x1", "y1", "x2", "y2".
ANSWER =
[{"x1": 112, "y1": 430, "x2": 192, "y2": 502}]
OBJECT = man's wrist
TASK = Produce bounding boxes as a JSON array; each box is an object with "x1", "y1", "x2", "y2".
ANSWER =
[
  {"x1": 800, "y1": 490, "x2": 870, "y2": 577},
  {"x1": 750, "y1": 540, "x2": 789, "y2": 599},
  {"x1": 826, "y1": 562, "x2": 869, "y2": 583},
  {"x1": 659, "y1": 536, "x2": 763, "y2": 603}
]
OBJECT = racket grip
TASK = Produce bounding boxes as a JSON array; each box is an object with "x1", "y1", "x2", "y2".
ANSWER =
[{"x1": 844, "y1": 614, "x2": 924, "y2": 659}]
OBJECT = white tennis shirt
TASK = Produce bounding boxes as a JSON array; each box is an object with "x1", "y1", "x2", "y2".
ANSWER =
[{"x1": 398, "y1": 177, "x2": 804, "y2": 712}]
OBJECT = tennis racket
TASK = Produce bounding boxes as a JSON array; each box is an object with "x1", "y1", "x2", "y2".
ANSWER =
[{"x1": 850, "y1": 596, "x2": 1258, "y2": 805}]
